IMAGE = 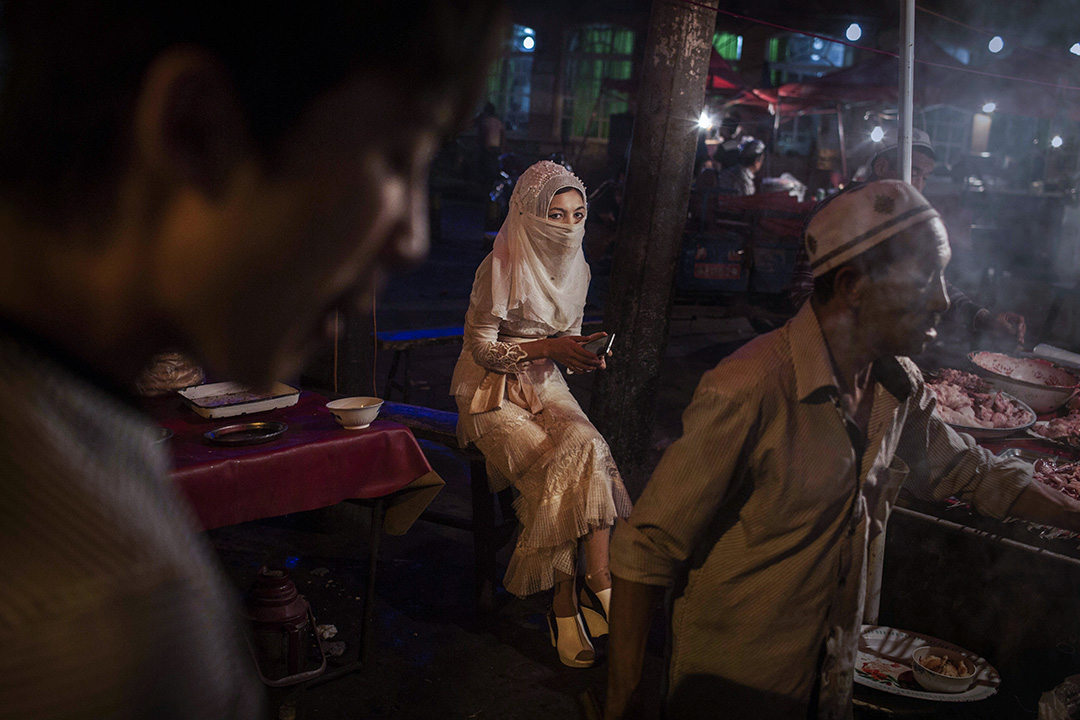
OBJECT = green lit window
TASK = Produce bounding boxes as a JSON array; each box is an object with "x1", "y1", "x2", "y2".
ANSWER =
[
  {"x1": 712, "y1": 32, "x2": 742, "y2": 62},
  {"x1": 484, "y1": 25, "x2": 536, "y2": 134},
  {"x1": 767, "y1": 33, "x2": 852, "y2": 85},
  {"x1": 563, "y1": 25, "x2": 635, "y2": 140}
]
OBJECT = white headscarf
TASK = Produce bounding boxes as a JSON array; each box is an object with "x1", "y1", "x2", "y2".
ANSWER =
[{"x1": 488, "y1": 161, "x2": 590, "y2": 330}]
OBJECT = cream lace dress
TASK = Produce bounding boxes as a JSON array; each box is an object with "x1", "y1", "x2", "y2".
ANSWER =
[{"x1": 451, "y1": 259, "x2": 631, "y2": 596}]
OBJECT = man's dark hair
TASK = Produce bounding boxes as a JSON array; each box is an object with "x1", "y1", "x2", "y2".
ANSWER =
[{"x1": 0, "y1": 1, "x2": 505, "y2": 225}]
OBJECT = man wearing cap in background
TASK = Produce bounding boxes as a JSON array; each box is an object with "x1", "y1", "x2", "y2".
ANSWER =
[
  {"x1": 787, "y1": 128, "x2": 1027, "y2": 347},
  {"x1": 604, "y1": 180, "x2": 1080, "y2": 719},
  {"x1": 716, "y1": 138, "x2": 766, "y2": 197}
]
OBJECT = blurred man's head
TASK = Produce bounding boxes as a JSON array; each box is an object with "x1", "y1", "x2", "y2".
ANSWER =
[
  {"x1": 870, "y1": 127, "x2": 936, "y2": 192},
  {"x1": 807, "y1": 180, "x2": 951, "y2": 357},
  {"x1": 0, "y1": 1, "x2": 505, "y2": 386},
  {"x1": 738, "y1": 138, "x2": 766, "y2": 172}
]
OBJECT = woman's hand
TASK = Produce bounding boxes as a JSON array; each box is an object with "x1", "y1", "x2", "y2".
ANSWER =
[{"x1": 524, "y1": 333, "x2": 608, "y2": 374}]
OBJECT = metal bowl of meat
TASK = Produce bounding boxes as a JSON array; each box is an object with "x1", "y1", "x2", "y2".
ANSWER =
[
  {"x1": 927, "y1": 367, "x2": 1037, "y2": 440},
  {"x1": 968, "y1": 351, "x2": 1080, "y2": 414}
]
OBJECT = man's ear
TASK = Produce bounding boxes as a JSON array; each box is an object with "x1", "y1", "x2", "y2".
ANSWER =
[
  {"x1": 871, "y1": 155, "x2": 892, "y2": 180},
  {"x1": 133, "y1": 48, "x2": 250, "y2": 198},
  {"x1": 833, "y1": 264, "x2": 867, "y2": 308}
]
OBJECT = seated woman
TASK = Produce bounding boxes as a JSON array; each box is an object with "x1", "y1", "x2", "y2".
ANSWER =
[{"x1": 450, "y1": 160, "x2": 631, "y2": 668}]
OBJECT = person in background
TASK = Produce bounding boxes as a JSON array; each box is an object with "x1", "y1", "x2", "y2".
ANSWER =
[
  {"x1": 475, "y1": 101, "x2": 506, "y2": 184},
  {"x1": 604, "y1": 180, "x2": 1080, "y2": 719},
  {"x1": 0, "y1": 2, "x2": 504, "y2": 717},
  {"x1": 451, "y1": 161, "x2": 632, "y2": 669},
  {"x1": 717, "y1": 114, "x2": 746, "y2": 170},
  {"x1": 788, "y1": 128, "x2": 1026, "y2": 347},
  {"x1": 716, "y1": 138, "x2": 766, "y2": 197}
]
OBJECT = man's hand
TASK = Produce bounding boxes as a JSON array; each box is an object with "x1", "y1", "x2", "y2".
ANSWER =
[
  {"x1": 606, "y1": 577, "x2": 665, "y2": 720},
  {"x1": 975, "y1": 309, "x2": 1027, "y2": 349},
  {"x1": 1008, "y1": 476, "x2": 1080, "y2": 534}
]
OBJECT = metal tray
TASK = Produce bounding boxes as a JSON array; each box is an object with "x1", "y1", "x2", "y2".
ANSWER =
[
  {"x1": 179, "y1": 381, "x2": 299, "y2": 419},
  {"x1": 942, "y1": 391, "x2": 1036, "y2": 440},
  {"x1": 996, "y1": 446, "x2": 1072, "y2": 464},
  {"x1": 204, "y1": 421, "x2": 288, "y2": 446}
]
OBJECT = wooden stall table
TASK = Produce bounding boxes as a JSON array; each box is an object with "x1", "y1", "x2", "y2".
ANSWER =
[{"x1": 144, "y1": 389, "x2": 445, "y2": 684}]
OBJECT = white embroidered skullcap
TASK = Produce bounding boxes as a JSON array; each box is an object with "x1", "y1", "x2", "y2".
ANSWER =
[
  {"x1": 805, "y1": 180, "x2": 940, "y2": 277},
  {"x1": 873, "y1": 126, "x2": 935, "y2": 163}
]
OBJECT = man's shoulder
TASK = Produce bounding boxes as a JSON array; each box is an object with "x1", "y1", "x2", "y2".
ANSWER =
[{"x1": 697, "y1": 327, "x2": 795, "y2": 398}]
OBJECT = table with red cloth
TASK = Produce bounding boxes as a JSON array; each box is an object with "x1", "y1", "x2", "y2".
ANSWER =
[
  {"x1": 148, "y1": 390, "x2": 444, "y2": 534},
  {"x1": 143, "y1": 389, "x2": 445, "y2": 675}
]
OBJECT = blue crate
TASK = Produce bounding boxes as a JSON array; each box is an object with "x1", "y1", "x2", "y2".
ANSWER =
[{"x1": 677, "y1": 231, "x2": 749, "y2": 294}]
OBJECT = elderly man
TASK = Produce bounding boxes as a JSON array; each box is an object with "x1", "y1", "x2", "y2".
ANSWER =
[
  {"x1": 0, "y1": 2, "x2": 503, "y2": 718},
  {"x1": 787, "y1": 129, "x2": 1026, "y2": 346},
  {"x1": 605, "y1": 181, "x2": 1080, "y2": 719}
]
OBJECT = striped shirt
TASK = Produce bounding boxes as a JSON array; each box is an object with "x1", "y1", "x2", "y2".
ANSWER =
[
  {"x1": 611, "y1": 302, "x2": 1031, "y2": 719},
  {"x1": 0, "y1": 330, "x2": 264, "y2": 719}
]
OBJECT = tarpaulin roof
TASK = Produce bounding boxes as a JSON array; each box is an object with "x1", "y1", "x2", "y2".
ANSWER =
[
  {"x1": 708, "y1": 50, "x2": 745, "y2": 93},
  {"x1": 724, "y1": 38, "x2": 1080, "y2": 122}
]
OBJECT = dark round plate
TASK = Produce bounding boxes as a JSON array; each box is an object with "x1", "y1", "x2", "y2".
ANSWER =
[{"x1": 204, "y1": 421, "x2": 287, "y2": 446}]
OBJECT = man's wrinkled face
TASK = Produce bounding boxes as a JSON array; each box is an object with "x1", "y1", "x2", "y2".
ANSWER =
[
  {"x1": 859, "y1": 218, "x2": 951, "y2": 358},
  {"x1": 192, "y1": 74, "x2": 454, "y2": 386},
  {"x1": 877, "y1": 149, "x2": 935, "y2": 193}
]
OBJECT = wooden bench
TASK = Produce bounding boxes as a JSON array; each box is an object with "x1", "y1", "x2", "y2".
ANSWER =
[
  {"x1": 376, "y1": 327, "x2": 465, "y2": 403},
  {"x1": 379, "y1": 401, "x2": 517, "y2": 612}
]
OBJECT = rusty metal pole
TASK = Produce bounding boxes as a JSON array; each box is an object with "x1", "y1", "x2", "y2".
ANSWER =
[{"x1": 590, "y1": 0, "x2": 718, "y2": 495}]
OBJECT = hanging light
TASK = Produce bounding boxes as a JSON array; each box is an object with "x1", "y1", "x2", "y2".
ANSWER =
[
  {"x1": 1071, "y1": 42, "x2": 1080, "y2": 56},
  {"x1": 1052, "y1": 135, "x2": 1064, "y2": 148},
  {"x1": 522, "y1": 36, "x2": 535, "y2": 50},
  {"x1": 982, "y1": 102, "x2": 996, "y2": 113},
  {"x1": 870, "y1": 126, "x2": 885, "y2": 143},
  {"x1": 698, "y1": 110, "x2": 714, "y2": 130},
  {"x1": 846, "y1": 24, "x2": 862, "y2": 42},
  {"x1": 988, "y1": 36, "x2": 1004, "y2": 53}
]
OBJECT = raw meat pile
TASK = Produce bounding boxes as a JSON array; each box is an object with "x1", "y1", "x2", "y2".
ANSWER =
[
  {"x1": 1032, "y1": 411, "x2": 1080, "y2": 441},
  {"x1": 1033, "y1": 459, "x2": 1080, "y2": 501},
  {"x1": 927, "y1": 368, "x2": 1034, "y2": 429}
]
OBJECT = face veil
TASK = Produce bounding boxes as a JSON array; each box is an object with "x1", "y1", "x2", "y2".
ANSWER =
[{"x1": 487, "y1": 161, "x2": 591, "y2": 330}]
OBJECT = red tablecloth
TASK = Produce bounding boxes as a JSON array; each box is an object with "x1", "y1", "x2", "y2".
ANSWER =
[{"x1": 146, "y1": 391, "x2": 443, "y2": 534}]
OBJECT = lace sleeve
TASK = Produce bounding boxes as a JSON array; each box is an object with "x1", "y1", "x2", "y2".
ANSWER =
[
  {"x1": 463, "y1": 304, "x2": 533, "y2": 374},
  {"x1": 474, "y1": 341, "x2": 530, "y2": 373}
]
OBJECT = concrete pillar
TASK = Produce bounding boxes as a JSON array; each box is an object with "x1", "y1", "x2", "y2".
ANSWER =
[{"x1": 590, "y1": 0, "x2": 719, "y2": 493}]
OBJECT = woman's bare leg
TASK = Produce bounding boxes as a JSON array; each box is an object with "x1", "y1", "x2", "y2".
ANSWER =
[
  {"x1": 582, "y1": 526, "x2": 611, "y2": 592},
  {"x1": 551, "y1": 570, "x2": 578, "y2": 616}
]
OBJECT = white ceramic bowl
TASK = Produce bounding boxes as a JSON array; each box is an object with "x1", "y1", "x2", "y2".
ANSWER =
[
  {"x1": 969, "y1": 351, "x2": 1080, "y2": 414},
  {"x1": 911, "y1": 645, "x2": 977, "y2": 693},
  {"x1": 326, "y1": 397, "x2": 383, "y2": 429}
]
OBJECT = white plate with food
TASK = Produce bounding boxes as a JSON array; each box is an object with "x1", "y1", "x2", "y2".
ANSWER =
[
  {"x1": 855, "y1": 626, "x2": 1000, "y2": 702},
  {"x1": 1030, "y1": 411, "x2": 1080, "y2": 449},
  {"x1": 179, "y1": 381, "x2": 300, "y2": 419}
]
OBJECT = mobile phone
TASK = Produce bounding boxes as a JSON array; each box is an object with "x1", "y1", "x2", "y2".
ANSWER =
[{"x1": 582, "y1": 333, "x2": 615, "y2": 355}]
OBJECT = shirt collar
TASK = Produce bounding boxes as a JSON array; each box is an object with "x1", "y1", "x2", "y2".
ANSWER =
[{"x1": 790, "y1": 302, "x2": 913, "y2": 404}]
